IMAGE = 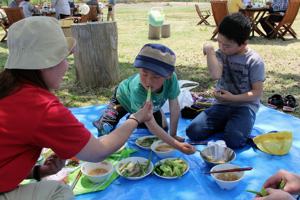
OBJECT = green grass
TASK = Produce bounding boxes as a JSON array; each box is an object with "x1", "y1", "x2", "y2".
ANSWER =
[{"x1": 0, "y1": 2, "x2": 299, "y2": 117}]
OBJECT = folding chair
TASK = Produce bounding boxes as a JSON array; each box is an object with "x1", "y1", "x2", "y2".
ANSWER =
[
  {"x1": 195, "y1": 4, "x2": 211, "y2": 25},
  {"x1": 266, "y1": 0, "x2": 300, "y2": 40},
  {"x1": 0, "y1": 15, "x2": 9, "y2": 42},
  {"x1": 210, "y1": 0, "x2": 229, "y2": 40},
  {"x1": 1, "y1": 7, "x2": 25, "y2": 42}
]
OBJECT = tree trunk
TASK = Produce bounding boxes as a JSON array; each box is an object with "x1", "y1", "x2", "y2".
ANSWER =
[{"x1": 71, "y1": 21, "x2": 119, "y2": 88}]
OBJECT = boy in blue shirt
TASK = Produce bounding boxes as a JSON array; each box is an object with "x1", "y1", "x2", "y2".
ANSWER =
[
  {"x1": 94, "y1": 43, "x2": 195, "y2": 154},
  {"x1": 186, "y1": 13, "x2": 265, "y2": 149}
]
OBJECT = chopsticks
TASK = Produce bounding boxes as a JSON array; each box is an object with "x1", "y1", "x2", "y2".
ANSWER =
[
  {"x1": 70, "y1": 170, "x2": 82, "y2": 190},
  {"x1": 188, "y1": 141, "x2": 208, "y2": 145},
  {"x1": 204, "y1": 167, "x2": 253, "y2": 174}
]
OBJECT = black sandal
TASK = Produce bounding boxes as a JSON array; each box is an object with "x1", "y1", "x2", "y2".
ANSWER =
[
  {"x1": 267, "y1": 94, "x2": 284, "y2": 109},
  {"x1": 283, "y1": 95, "x2": 298, "y2": 112}
]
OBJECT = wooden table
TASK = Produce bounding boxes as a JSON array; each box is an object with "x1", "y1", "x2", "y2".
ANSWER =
[{"x1": 240, "y1": 6, "x2": 269, "y2": 38}]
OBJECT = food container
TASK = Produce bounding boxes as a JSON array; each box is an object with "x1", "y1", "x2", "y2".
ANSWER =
[
  {"x1": 151, "y1": 140, "x2": 178, "y2": 158},
  {"x1": 210, "y1": 163, "x2": 244, "y2": 190},
  {"x1": 200, "y1": 145, "x2": 236, "y2": 167},
  {"x1": 115, "y1": 157, "x2": 153, "y2": 180},
  {"x1": 81, "y1": 161, "x2": 113, "y2": 183}
]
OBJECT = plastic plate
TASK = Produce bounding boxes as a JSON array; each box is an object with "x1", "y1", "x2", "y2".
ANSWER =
[
  {"x1": 154, "y1": 158, "x2": 189, "y2": 179},
  {"x1": 135, "y1": 135, "x2": 159, "y2": 150},
  {"x1": 115, "y1": 157, "x2": 153, "y2": 180}
]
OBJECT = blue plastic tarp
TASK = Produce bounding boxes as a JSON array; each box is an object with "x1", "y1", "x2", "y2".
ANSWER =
[{"x1": 70, "y1": 104, "x2": 300, "y2": 200}]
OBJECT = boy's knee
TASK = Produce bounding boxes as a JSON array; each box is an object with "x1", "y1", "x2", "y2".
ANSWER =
[
  {"x1": 186, "y1": 123, "x2": 208, "y2": 141},
  {"x1": 224, "y1": 130, "x2": 248, "y2": 149}
]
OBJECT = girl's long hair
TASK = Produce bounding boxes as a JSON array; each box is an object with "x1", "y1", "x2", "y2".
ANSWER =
[{"x1": 0, "y1": 69, "x2": 48, "y2": 99}]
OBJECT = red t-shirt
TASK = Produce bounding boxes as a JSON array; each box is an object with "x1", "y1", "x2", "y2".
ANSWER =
[{"x1": 0, "y1": 84, "x2": 91, "y2": 192}]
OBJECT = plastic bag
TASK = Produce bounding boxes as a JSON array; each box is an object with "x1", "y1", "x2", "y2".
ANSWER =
[
  {"x1": 162, "y1": 80, "x2": 199, "y2": 113},
  {"x1": 148, "y1": 7, "x2": 164, "y2": 27},
  {"x1": 253, "y1": 131, "x2": 293, "y2": 155}
]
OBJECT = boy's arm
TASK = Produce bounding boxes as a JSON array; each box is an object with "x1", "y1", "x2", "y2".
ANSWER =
[
  {"x1": 144, "y1": 119, "x2": 195, "y2": 154},
  {"x1": 203, "y1": 43, "x2": 223, "y2": 80},
  {"x1": 216, "y1": 81, "x2": 263, "y2": 102},
  {"x1": 169, "y1": 98, "x2": 184, "y2": 142}
]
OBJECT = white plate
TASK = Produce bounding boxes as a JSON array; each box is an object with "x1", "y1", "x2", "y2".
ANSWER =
[
  {"x1": 115, "y1": 157, "x2": 153, "y2": 180},
  {"x1": 154, "y1": 158, "x2": 189, "y2": 179},
  {"x1": 135, "y1": 135, "x2": 159, "y2": 150}
]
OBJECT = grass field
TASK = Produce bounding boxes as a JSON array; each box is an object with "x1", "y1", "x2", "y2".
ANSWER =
[{"x1": 0, "y1": 2, "x2": 299, "y2": 117}]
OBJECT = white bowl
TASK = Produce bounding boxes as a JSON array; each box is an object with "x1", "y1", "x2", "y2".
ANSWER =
[
  {"x1": 115, "y1": 157, "x2": 153, "y2": 180},
  {"x1": 210, "y1": 163, "x2": 244, "y2": 190},
  {"x1": 154, "y1": 158, "x2": 189, "y2": 179},
  {"x1": 150, "y1": 140, "x2": 177, "y2": 158},
  {"x1": 81, "y1": 161, "x2": 113, "y2": 183}
]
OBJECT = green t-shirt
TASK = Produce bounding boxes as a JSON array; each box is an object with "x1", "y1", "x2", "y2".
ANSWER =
[{"x1": 116, "y1": 73, "x2": 180, "y2": 113}]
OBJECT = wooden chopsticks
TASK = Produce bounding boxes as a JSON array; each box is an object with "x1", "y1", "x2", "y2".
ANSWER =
[
  {"x1": 70, "y1": 170, "x2": 82, "y2": 190},
  {"x1": 205, "y1": 167, "x2": 253, "y2": 174}
]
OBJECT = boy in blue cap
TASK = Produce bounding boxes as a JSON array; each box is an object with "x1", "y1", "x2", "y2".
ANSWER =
[{"x1": 93, "y1": 43, "x2": 195, "y2": 154}]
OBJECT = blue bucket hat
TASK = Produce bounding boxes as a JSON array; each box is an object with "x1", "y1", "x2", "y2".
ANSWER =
[{"x1": 134, "y1": 44, "x2": 176, "y2": 78}]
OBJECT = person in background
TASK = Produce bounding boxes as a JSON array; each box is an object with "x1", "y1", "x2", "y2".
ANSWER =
[
  {"x1": 243, "y1": 0, "x2": 252, "y2": 7},
  {"x1": 254, "y1": 170, "x2": 300, "y2": 200},
  {"x1": 9, "y1": 0, "x2": 22, "y2": 8},
  {"x1": 68, "y1": 0, "x2": 75, "y2": 15},
  {"x1": 19, "y1": 0, "x2": 39, "y2": 17},
  {"x1": 0, "y1": 16, "x2": 153, "y2": 199},
  {"x1": 93, "y1": 43, "x2": 196, "y2": 155},
  {"x1": 86, "y1": 0, "x2": 103, "y2": 21},
  {"x1": 186, "y1": 13, "x2": 265, "y2": 149},
  {"x1": 51, "y1": 0, "x2": 71, "y2": 19},
  {"x1": 259, "y1": 0, "x2": 288, "y2": 38},
  {"x1": 228, "y1": 0, "x2": 245, "y2": 14},
  {"x1": 107, "y1": 0, "x2": 115, "y2": 21}
]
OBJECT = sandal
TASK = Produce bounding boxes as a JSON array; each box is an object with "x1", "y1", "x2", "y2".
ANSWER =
[
  {"x1": 283, "y1": 95, "x2": 298, "y2": 112},
  {"x1": 267, "y1": 94, "x2": 284, "y2": 109}
]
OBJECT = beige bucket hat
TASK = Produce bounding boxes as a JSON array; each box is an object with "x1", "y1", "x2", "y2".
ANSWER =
[{"x1": 5, "y1": 16, "x2": 76, "y2": 70}]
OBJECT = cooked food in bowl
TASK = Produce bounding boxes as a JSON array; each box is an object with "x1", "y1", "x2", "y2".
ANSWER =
[
  {"x1": 216, "y1": 173, "x2": 240, "y2": 181},
  {"x1": 151, "y1": 140, "x2": 178, "y2": 158},
  {"x1": 154, "y1": 158, "x2": 189, "y2": 179},
  {"x1": 118, "y1": 161, "x2": 149, "y2": 177},
  {"x1": 155, "y1": 144, "x2": 174, "y2": 152},
  {"x1": 136, "y1": 136, "x2": 159, "y2": 149},
  {"x1": 88, "y1": 168, "x2": 108, "y2": 176},
  {"x1": 116, "y1": 157, "x2": 153, "y2": 180},
  {"x1": 210, "y1": 163, "x2": 244, "y2": 190},
  {"x1": 81, "y1": 161, "x2": 113, "y2": 183}
]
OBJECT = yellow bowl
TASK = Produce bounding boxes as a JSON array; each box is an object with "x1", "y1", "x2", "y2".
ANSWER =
[{"x1": 253, "y1": 131, "x2": 293, "y2": 155}]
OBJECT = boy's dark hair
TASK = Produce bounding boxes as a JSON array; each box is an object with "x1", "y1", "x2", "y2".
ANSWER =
[{"x1": 218, "y1": 13, "x2": 251, "y2": 46}]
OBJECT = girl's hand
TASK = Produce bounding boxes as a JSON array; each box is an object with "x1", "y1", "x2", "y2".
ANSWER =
[
  {"x1": 254, "y1": 188, "x2": 295, "y2": 200},
  {"x1": 172, "y1": 135, "x2": 185, "y2": 142},
  {"x1": 264, "y1": 170, "x2": 300, "y2": 194},
  {"x1": 132, "y1": 101, "x2": 153, "y2": 124},
  {"x1": 40, "y1": 154, "x2": 65, "y2": 177},
  {"x1": 177, "y1": 142, "x2": 196, "y2": 154}
]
